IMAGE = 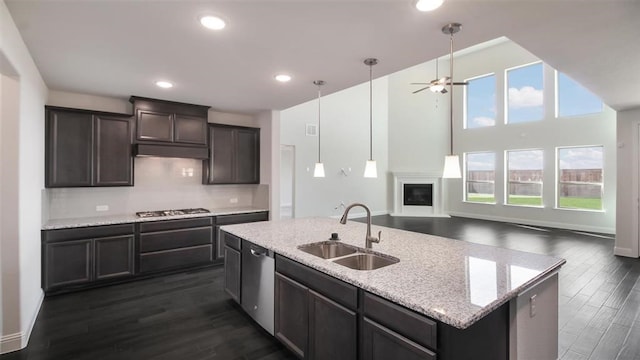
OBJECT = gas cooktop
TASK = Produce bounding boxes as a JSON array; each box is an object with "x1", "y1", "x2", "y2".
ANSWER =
[{"x1": 136, "y1": 208, "x2": 210, "y2": 218}]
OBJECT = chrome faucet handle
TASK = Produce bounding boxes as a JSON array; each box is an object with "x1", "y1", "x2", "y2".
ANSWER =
[
  {"x1": 376, "y1": 231, "x2": 382, "y2": 243},
  {"x1": 368, "y1": 231, "x2": 381, "y2": 244}
]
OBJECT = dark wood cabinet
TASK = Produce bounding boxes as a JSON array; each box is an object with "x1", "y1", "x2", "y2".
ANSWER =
[
  {"x1": 224, "y1": 246, "x2": 241, "y2": 303},
  {"x1": 130, "y1": 96, "x2": 209, "y2": 146},
  {"x1": 361, "y1": 318, "x2": 436, "y2": 360},
  {"x1": 215, "y1": 211, "x2": 269, "y2": 261},
  {"x1": 275, "y1": 272, "x2": 309, "y2": 359},
  {"x1": 309, "y1": 290, "x2": 357, "y2": 360},
  {"x1": 203, "y1": 124, "x2": 260, "y2": 184},
  {"x1": 45, "y1": 107, "x2": 133, "y2": 188},
  {"x1": 42, "y1": 224, "x2": 135, "y2": 293}
]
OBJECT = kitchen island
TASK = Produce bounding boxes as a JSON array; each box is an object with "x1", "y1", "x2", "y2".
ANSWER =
[{"x1": 221, "y1": 217, "x2": 566, "y2": 360}]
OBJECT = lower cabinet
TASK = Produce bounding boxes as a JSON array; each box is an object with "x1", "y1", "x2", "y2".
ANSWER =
[
  {"x1": 275, "y1": 255, "x2": 358, "y2": 360},
  {"x1": 362, "y1": 318, "x2": 436, "y2": 360},
  {"x1": 43, "y1": 225, "x2": 135, "y2": 293},
  {"x1": 222, "y1": 232, "x2": 242, "y2": 303},
  {"x1": 214, "y1": 211, "x2": 269, "y2": 262}
]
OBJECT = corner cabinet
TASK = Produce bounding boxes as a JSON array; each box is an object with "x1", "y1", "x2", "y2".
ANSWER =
[
  {"x1": 130, "y1": 96, "x2": 209, "y2": 147},
  {"x1": 42, "y1": 224, "x2": 135, "y2": 293},
  {"x1": 45, "y1": 106, "x2": 133, "y2": 188},
  {"x1": 203, "y1": 124, "x2": 260, "y2": 184}
]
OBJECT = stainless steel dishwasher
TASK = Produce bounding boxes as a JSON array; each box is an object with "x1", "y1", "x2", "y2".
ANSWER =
[{"x1": 241, "y1": 240, "x2": 275, "y2": 335}]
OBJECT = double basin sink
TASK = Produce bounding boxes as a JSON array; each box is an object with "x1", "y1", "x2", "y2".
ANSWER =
[{"x1": 297, "y1": 241, "x2": 399, "y2": 270}]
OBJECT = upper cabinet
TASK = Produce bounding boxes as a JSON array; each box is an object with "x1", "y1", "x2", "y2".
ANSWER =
[
  {"x1": 45, "y1": 106, "x2": 133, "y2": 188},
  {"x1": 130, "y1": 96, "x2": 209, "y2": 147},
  {"x1": 203, "y1": 124, "x2": 260, "y2": 185}
]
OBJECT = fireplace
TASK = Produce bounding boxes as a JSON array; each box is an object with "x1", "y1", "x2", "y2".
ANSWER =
[
  {"x1": 392, "y1": 172, "x2": 447, "y2": 217},
  {"x1": 403, "y1": 184, "x2": 433, "y2": 206}
]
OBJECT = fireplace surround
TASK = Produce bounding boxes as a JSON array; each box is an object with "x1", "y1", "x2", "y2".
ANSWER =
[{"x1": 392, "y1": 172, "x2": 448, "y2": 217}]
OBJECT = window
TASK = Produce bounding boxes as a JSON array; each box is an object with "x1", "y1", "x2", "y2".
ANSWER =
[
  {"x1": 506, "y1": 150, "x2": 543, "y2": 206},
  {"x1": 465, "y1": 152, "x2": 495, "y2": 203},
  {"x1": 465, "y1": 74, "x2": 496, "y2": 129},
  {"x1": 506, "y1": 62, "x2": 544, "y2": 124},
  {"x1": 557, "y1": 72, "x2": 603, "y2": 118},
  {"x1": 557, "y1": 146, "x2": 603, "y2": 210}
]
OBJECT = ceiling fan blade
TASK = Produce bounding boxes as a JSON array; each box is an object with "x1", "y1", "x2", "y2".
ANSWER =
[
  {"x1": 412, "y1": 87, "x2": 430, "y2": 94},
  {"x1": 452, "y1": 82, "x2": 469, "y2": 85}
]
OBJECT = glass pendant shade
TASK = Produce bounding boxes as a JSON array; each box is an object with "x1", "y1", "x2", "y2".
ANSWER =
[
  {"x1": 364, "y1": 160, "x2": 378, "y2": 178},
  {"x1": 442, "y1": 155, "x2": 461, "y2": 178},
  {"x1": 313, "y1": 162, "x2": 325, "y2": 178}
]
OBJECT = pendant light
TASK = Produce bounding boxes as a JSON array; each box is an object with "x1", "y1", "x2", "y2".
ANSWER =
[
  {"x1": 364, "y1": 58, "x2": 378, "y2": 178},
  {"x1": 313, "y1": 80, "x2": 326, "y2": 178},
  {"x1": 442, "y1": 23, "x2": 462, "y2": 179}
]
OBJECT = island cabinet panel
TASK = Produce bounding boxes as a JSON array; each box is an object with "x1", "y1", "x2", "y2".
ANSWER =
[
  {"x1": 215, "y1": 211, "x2": 268, "y2": 261},
  {"x1": 42, "y1": 224, "x2": 135, "y2": 294},
  {"x1": 275, "y1": 272, "x2": 309, "y2": 359},
  {"x1": 45, "y1": 106, "x2": 133, "y2": 188},
  {"x1": 130, "y1": 96, "x2": 209, "y2": 147},
  {"x1": 362, "y1": 318, "x2": 436, "y2": 360},
  {"x1": 203, "y1": 124, "x2": 260, "y2": 185},
  {"x1": 224, "y1": 244, "x2": 241, "y2": 303},
  {"x1": 308, "y1": 290, "x2": 357, "y2": 360},
  {"x1": 274, "y1": 255, "x2": 358, "y2": 360}
]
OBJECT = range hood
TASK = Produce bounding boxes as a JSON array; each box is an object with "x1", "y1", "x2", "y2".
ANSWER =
[{"x1": 133, "y1": 144, "x2": 209, "y2": 160}]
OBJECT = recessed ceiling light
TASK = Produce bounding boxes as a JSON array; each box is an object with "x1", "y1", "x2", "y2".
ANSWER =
[
  {"x1": 200, "y1": 15, "x2": 226, "y2": 30},
  {"x1": 155, "y1": 81, "x2": 173, "y2": 89},
  {"x1": 415, "y1": 0, "x2": 444, "y2": 11},
  {"x1": 275, "y1": 74, "x2": 292, "y2": 83}
]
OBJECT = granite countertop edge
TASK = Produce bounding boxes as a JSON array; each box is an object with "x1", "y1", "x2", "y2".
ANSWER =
[{"x1": 42, "y1": 207, "x2": 269, "y2": 230}]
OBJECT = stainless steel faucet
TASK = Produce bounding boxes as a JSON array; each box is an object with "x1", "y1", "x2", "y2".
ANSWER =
[{"x1": 339, "y1": 203, "x2": 381, "y2": 249}]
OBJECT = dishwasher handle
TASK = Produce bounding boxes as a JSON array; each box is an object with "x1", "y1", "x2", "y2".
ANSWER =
[{"x1": 250, "y1": 246, "x2": 267, "y2": 257}]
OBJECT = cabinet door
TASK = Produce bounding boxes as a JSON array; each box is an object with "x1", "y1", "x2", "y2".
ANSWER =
[
  {"x1": 45, "y1": 239, "x2": 92, "y2": 290},
  {"x1": 309, "y1": 290, "x2": 357, "y2": 360},
  {"x1": 136, "y1": 110, "x2": 173, "y2": 142},
  {"x1": 224, "y1": 246, "x2": 241, "y2": 303},
  {"x1": 235, "y1": 128, "x2": 260, "y2": 183},
  {"x1": 275, "y1": 272, "x2": 309, "y2": 359},
  {"x1": 94, "y1": 115, "x2": 133, "y2": 186},
  {"x1": 208, "y1": 126, "x2": 235, "y2": 183},
  {"x1": 361, "y1": 318, "x2": 436, "y2": 360},
  {"x1": 46, "y1": 110, "x2": 93, "y2": 187},
  {"x1": 174, "y1": 114, "x2": 207, "y2": 145},
  {"x1": 94, "y1": 235, "x2": 134, "y2": 280}
]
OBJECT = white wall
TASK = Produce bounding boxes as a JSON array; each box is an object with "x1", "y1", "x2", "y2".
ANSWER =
[
  {"x1": 615, "y1": 107, "x2": 640, "y2": 257},
  {"x1": 0, "y1": 0, "x2": 48, "y2": 353},
  {"x1": 280, "y1": 78, "x2": 389, "y2": 218}
]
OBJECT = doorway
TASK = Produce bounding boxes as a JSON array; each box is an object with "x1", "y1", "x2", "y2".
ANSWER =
[{"x1": 280, "y1": 145, "x2": 295, "y2": 219}]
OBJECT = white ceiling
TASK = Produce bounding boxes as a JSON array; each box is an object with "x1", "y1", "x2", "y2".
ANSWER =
[{"x1": 6, "y1": 0, "x2": 640, "y2": 114}]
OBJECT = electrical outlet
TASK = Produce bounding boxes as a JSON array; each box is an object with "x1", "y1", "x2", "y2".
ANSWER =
[
  {"x1": 530, "y1": 294, "x2": 537, "y2": 317},
  {"x1": 96, "y1": 205, "x2": 109, "y2": 212},
  {"x1": 230, "y1": 198, "x2": 238, "y2": 204}
]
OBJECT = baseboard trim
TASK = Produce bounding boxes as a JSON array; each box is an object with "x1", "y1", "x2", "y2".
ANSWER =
[
  {"x1": 446, "y1": 211, "x2": 615, "y2": 235},
  {"x1": 390, "y1": 213, "x2": 451, "y2": 218},
  {"x1": 0, "y1": 289, "x2": 44, "y2": 354},
  {"x1": 614, "y1": 247, "x2": 638, "y2": 258}
]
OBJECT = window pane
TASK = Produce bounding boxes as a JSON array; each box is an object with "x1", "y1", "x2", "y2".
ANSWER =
[
  {"x1": 507, "y1": 150, "x2": 543, "y2": 206},
  {"x1": 466, "y1": 74, "x2": 496, "y2": 129},
  {"x1": 557, "y1": 72, "x2": 603, "y2": 118},
  {"x1": 507, "y1": 63, "x2": 544, "y2": 124},
  {"x1": 558, "y1": 146, "x2": 603, "y2": 210},
  {"x1": 466, "y1": 152, "x2": 495, "y2": 203}
]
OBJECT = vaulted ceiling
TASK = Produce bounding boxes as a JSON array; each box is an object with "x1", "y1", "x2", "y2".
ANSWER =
[{"x1": 6, "y1": 0, "x2": 639, "y2": 114}]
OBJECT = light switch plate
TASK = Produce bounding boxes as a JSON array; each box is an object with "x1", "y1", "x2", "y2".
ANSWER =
[
  {"x1": 96, "y1": 205, "x2": 109, "y2": 212},
  {"x1": 230, "y1": 198, "x2": 238, "y2": 204}
]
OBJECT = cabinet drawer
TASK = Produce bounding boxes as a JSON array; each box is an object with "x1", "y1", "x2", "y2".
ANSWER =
[
  {"x1": 363, "y1": 292, "x2": 437, "y2": 351},
  {"x1": 139, "y1": 245, "x2": 212, "y2": 273},
  {"x1": 221, "y1": 231, "x2": 241, "y2": 251},
  {"x1": 139, "y1": 217, "x2": 212, "y2": 232},
  {"x1": 43, "y1": 224, "x2": 134, "y2": 243},
  {"x1": 216, "y1": 211, "x2": 268, "y2": 225},
  {"x1": 140, "y1": 227, "x2": 212, "y2": 253},
  {"x1": 276, "y1": 254, "x2": 357, "y2": 310}
]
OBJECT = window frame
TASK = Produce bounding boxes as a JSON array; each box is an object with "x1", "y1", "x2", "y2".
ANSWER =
[
  {"x1": 464, "y1": 151, "x2": 496, "y2": 204},
  {"x1": 555, "y1": 145, "x2": 604, "y2": 212},
  {"x1": 504, "y1": 149, "x2": 544, "y2": 208},
  {"x1": 504, "y1": 61, "x2": 544, "y2": 125},
  {"x1": 554, "y1": 71, "x2": 604, "y2": 119}
]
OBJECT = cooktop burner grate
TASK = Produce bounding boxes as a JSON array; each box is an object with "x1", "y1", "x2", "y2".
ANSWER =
[{"x1": 136, "y1": 208, "x2": 210, "y2": 218}]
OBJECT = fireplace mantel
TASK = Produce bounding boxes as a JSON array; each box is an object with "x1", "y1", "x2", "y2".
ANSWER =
[{"x1": 391, "y1": 172, "x2": 449, "y2": 217}]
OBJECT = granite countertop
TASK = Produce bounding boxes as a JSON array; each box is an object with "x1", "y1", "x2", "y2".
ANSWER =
[
  {"x1": 221, "y1": 217, "x2": 566, "y2": 330},
  {"x1": 42, "y1": 207, "x2": 269, "y2": 230}
]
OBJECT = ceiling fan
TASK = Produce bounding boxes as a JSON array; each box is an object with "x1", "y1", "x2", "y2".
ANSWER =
[{"x1": 411, "y1": 24, "x2": 469, "y2": 94}]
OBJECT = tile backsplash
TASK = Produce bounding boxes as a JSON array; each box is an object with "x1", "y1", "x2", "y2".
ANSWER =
[{"x1": 46, "y1": 157, "x2": 268, "y2": 220}]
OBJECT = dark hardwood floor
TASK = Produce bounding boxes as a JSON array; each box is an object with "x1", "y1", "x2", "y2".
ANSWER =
[{"x1": 3, "y1": 215, "x2": 639, "y2": 360}]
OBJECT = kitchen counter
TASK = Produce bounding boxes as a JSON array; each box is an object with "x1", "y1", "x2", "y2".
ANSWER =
[
  {"x1": 42, "y1": 206, "x2": 269, "y2": 230},
  {"x1": 221, "y1": 217, "x2": 565, "y2": 330}
]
